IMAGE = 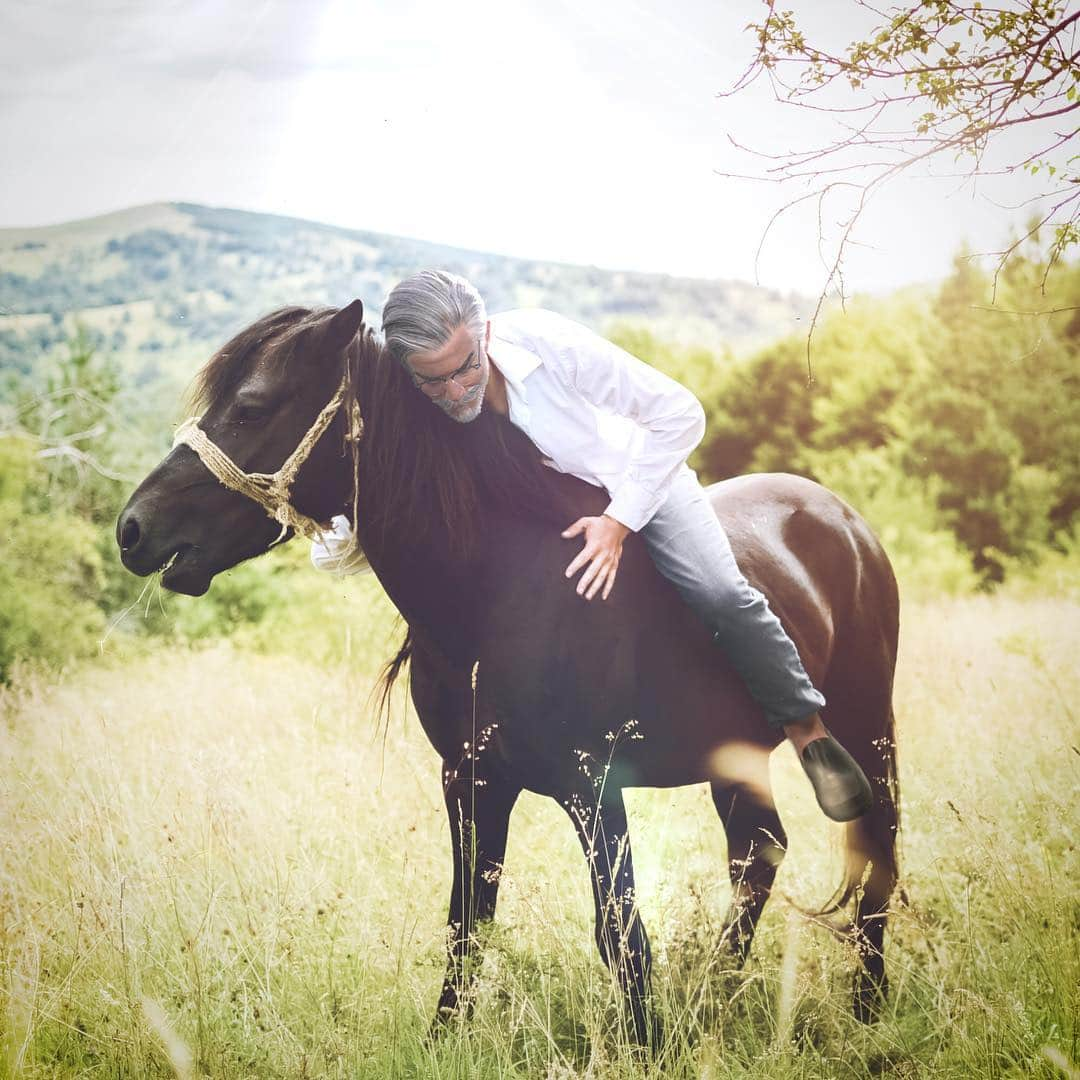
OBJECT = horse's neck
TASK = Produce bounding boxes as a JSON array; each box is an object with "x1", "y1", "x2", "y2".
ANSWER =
[
  {"x1": 357, "y1": 510, "x2": 487, "y2": 671},
  {"x1": 345, "y1": 350, "x2": 605, "y2": 668}
]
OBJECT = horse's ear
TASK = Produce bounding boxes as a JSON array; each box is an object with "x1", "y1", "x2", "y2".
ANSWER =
[{"x1": 324, "y1": 299, "x2": 365, "y2": 356}]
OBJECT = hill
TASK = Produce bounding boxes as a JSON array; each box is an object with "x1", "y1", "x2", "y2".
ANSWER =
[{"x1": 0, "y1": 202, "x2": 808, "y2": 386}]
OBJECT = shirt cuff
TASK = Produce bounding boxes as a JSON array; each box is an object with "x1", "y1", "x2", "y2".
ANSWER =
[{"x1": 604, "y1": 480, "x2": 665, "y2": 533}]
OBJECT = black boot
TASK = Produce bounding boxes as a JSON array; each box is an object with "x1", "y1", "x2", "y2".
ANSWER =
[{"x1": 799, "y1": 735, "x2": 873, "y2": 822}]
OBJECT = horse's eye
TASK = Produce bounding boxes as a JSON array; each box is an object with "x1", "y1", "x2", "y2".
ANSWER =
[{"x1": 232, "y1": 401, "x2": 269, "y2": 424}]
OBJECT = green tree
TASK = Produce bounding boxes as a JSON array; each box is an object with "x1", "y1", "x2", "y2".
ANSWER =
[
  {"x1": 11, "y1": 326, "x2": 128, "y2": 524},
  {"x1": 697, "y1": 247, "x2": 1077, "y2": 586},
  {"x1": 929, "y1": 250, "x2": 1080, "y2": 542},
  {"x1": 901, "y1": 383, "x2": 1053, "y2": 580},
  {"x1": 0, "y1": 436, "x2": 107, "y2": 678},
  {"x1": 699, "y1": 290, "x2": 932, "y2": 480},
  {"x1": 701, "y1": 338, "x2": 818, "y2": 479}
]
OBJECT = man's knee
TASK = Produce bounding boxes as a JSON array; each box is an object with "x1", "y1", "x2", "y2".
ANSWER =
[{"x1": 700, "y1": 576, "x2": 764, "y2": 626}]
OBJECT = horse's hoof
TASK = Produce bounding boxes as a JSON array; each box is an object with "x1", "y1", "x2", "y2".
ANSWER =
[
  {"x1": 627, "y1": 1014, "x2": 664, "y2": 1060},
  {"x1": 426, "y1": 1010, "x2": 449, "y2": 1044},
  {"x1": 853, "y1": 973, "x2": 888, "y2": 1023},
  {"x1": 427, "y1": 996, "x2": 471, "y2": 1044}
]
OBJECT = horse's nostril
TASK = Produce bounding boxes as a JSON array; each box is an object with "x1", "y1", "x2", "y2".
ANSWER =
[{"x1": 119, "y1": 516, "x2": 141, "y2": 551}]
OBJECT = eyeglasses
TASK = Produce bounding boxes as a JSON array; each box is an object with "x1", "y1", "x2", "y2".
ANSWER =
[{"x1": 410, "y1": 345, "x2": 484, "y2": 399}]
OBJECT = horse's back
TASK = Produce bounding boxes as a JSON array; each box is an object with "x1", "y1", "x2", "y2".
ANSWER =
[{"x1": 707, "y1": 472, "x2": 899, "y2": 684}]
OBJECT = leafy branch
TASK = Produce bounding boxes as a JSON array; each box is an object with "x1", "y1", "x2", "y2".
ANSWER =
[{"x1": 720, "y1": 0, "x2": 1080, "y2": 347}]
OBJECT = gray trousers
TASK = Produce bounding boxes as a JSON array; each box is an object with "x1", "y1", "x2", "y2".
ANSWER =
[{"x1": 638, "y1": 468, "x2": 825, "y2": 729}]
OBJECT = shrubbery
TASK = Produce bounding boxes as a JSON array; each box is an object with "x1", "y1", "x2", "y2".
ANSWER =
[
  {"x1": 0, "y1": 436, "x2": 107, "y2": 674},
  {"x1": 689, "y1": 251, "x2": 1079, "y2": 588}
]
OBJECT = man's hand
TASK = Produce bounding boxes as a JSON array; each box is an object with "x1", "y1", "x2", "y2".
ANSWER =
[{"x1": 562, "y1": 514, "x2": 630, "y2": 600}]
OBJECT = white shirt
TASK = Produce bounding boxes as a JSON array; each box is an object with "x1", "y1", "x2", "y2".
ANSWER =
[
  {"x1": 490, "y1": 308, "x2": 706, "y2": 532},
  {"x1": 311, "y1": 308, "x2": 706, "y2": 574}
]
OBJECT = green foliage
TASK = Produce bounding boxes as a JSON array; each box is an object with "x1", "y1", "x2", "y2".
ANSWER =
[
  {"x1": 13, "y1": 327, "x2": 127, "y2": 523},
  {"x1": 0, "y1": 333, "x2": 140, "y2": 677},
  {"x1": 998, "y1": 525, "x2": 1080, "y2": 600},
  {"x1": 804, "y1": 446, "x2": 980, "y2": 597},
  {"x1": 903, "y1": 384, "x2": 1023, "y2": 578},
  {"x1": 697, "y1": 251, "x2": 1080, "y2": 587},
  {"x1": 0, "y1": 436, "x2": 106, "y2": 677},
  {"x1": 698, "y1": 292, "x2": 931, "y2": 480}
]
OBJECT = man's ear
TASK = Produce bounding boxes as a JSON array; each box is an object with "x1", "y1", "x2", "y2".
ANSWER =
[{"x1": 324, "y1": 299, "x2": 365, "y2": 356}]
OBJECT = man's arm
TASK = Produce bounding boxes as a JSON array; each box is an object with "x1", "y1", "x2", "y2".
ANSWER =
[
  {"x1": 522, "y1": 310, "x2": 706, "y2": 601},
  {"x1": 531, "y1": 310, "x2": 707, "y2": 532}
]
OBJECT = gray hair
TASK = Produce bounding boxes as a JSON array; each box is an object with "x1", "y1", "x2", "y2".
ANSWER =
[{"x1": 381, "y1": 270, "x2": 487, "y2": 366}]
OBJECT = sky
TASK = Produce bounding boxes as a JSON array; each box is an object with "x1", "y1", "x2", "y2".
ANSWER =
[{"x1": 0, "y1": 0, "x2": 1052, "y2": 295}]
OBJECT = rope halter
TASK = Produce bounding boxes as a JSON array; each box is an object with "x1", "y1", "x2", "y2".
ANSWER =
[{"x1": 172, "y1": 373, "x2": 368, "y2": 567}]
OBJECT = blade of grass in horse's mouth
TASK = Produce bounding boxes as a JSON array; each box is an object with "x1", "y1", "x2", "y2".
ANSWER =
[{"x1": 158, "y1": 544, "x2": 191, "y2": 574}]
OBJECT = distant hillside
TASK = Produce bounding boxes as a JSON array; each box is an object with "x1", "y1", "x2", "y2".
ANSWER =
[{"x1": 0, "y1": 202, "x2": 809, "y2": 385}]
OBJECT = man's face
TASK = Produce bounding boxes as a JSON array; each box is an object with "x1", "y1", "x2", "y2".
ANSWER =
[{"x1": 405, "y1": 322, "x2": 490, "y2": 424}]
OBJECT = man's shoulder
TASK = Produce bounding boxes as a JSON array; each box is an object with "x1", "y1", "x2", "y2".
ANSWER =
[{"x1": 492, "y1": 309, "x2": 602, "y2": 364}]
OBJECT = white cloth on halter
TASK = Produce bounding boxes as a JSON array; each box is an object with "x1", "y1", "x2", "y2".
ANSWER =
[{"x1": 309, "y1": 514, "x2": 372, "y2": 576}]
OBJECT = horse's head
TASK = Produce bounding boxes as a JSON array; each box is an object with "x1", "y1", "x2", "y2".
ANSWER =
[{"x1": 116, "y1": 300, "x2": 368, "y2": 595}]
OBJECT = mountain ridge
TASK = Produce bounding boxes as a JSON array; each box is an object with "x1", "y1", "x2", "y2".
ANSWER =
[{"x1": 0, "y1": 201, "x2": 810, "y2": 383}]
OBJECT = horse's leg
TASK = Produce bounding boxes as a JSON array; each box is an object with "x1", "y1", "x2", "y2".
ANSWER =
[
  {"x1": 846, "y1": 710, "x2": 899, "y2": 1023},
  {"x1": 434, "y1": 761, "x2": 521, "y2": 1024},
  {"x1": 822, "y1": 682, "x2": 900, "y2": 1023},
  {"x1": 561, "y1": 787, "x2": 660, "y2": 1050},
  {"x1": 850, "y1": 816, "x2": 895, "y2": 1022},
  {"x1": 710, "y1": 752, "x2": 787, "y2": 962}
]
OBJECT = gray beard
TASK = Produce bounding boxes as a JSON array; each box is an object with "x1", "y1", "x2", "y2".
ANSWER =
[{"x1": 436, "y1": 385, "x2": 485, "y2": 424}]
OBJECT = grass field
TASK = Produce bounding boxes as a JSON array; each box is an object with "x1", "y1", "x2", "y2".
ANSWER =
[{"x1": 2, "y1": 596, "x2": 1077, "y2": 1078}]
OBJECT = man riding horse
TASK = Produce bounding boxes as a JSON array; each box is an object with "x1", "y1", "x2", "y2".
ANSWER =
[{"x1": 313, "y1": 269, "x2": 873, "y2": 823}]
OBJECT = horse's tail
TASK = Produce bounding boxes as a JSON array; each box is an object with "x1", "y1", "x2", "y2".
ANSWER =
[
  {"x1": 817, "y1": 702, "x2": 901, "y2": 917},
  {"x1": 372, "y1": 626, "x2": 413, "y2": 726}
]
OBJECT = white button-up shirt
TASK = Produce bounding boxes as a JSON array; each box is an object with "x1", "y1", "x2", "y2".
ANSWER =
[{"x1": 490, "y1": 308, "x2": 706, "y2": 532}]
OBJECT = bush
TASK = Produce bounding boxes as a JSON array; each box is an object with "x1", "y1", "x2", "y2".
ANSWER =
[
  {"x1": 803, "y1": 446, "x2": 980, "y2": 598},
  {"x1": 0, "y1": 436, "x2": 108, "y2": 678}
]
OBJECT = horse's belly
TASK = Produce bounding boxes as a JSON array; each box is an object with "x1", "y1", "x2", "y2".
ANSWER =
[{"x1": 480, "y1": 654, "x2": 773, "y2": 797}]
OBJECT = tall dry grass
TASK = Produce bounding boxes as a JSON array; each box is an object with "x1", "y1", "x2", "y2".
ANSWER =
[{"x1": 1, "y1": 595, "x2": 1077, "y2": 1078}]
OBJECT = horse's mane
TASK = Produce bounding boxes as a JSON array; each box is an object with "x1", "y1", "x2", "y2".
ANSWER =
[
  {"x1": 354, "y1": 325, "x2": 570, "y2": 560},
  {"x1": 188, "y1": 307, "x2": 331, "y2": 413},
  {"x1": 189, "y1": 305, "x2": 568, "y2": 561}
]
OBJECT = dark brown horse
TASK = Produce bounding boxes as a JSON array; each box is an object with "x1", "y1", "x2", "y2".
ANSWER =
[{"x1": 116, "y1": 301, "x2": 900, "y2": 1048}]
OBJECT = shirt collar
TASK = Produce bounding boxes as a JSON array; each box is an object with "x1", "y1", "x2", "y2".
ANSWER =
[
  {"x1": 488, "y1": 333, "x2": 541, "y2": 394},
  {"x1": 488, "y1": 326, "x2": 539, "y2": 425}
]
